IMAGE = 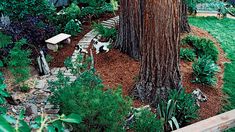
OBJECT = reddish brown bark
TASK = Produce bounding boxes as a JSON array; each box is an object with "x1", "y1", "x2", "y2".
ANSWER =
[
  {"x1": 114, "y1": 0, "x2": 140, "y2": 60},
  {"x1": 180, "y1": 0, "x2": 191, "y2": 33},
  {"x1": 134, "y1": 0, "x2": 182, "y2": 104}
]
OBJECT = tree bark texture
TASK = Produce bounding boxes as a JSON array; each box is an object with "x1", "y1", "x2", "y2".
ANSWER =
[
  {"x1": 114, "y1": 0, "x2": 140, "y2": 60},
  {"x1": 134, "y1": 0, "x2": 182, "y2": 104},
  {"x1": 180, "y1": 0, "x2": 191, "y2": 33}
]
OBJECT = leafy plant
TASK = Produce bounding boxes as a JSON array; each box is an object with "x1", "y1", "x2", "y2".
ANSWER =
[
  {"x1": 19, "y1": 84, "x2": 30, "y2": 93},
  {"x1": 56, "y1": 3, "x2": 81, "y2": 25},
  {"x1": 182, "y1": 35, "x2": 219, "y2": 62},
  {"x1": 192, "y1": 55, "x2": 220, "y2": 85},
  {"x1": 64, "y1": 19, "x2": 82, "y2": 36},
  {"x1": 181, "y1": 35, "x2": 199, "y2": 46},
  {"x1": 0, "y1": 0, "x2": 56, "y2": 20},
  {"x1": 6, "y1": 39, "x2": 31, "y2": 84},
  {"x1": 64, "y1": 3, "x2": 81, "y2": 20},
  {"x1": 157, "y1": 99, "x2": 179, "y2": 131},
  {"x1": 0, "y1": 61, "x2": 9, "y2": 114},
  {"x1": 92, "y1": 22, "x2": 117, "y2": 40},
  {"x1": 0, "y1": 109, "x2": 81, "y2": 132},
  {"x1": 80, "y1": 2, "x2": 115, "y2": 18},
  {"x1": 130, "y1": 109, "x2": 163, "y2": 132},
  {"x1": 4, "y1": 15, "x2": 56, "y2": 47},
  {"x1": 180, "y1": 48, "x2": 196, "y2": 61},
  {"x1": 0, "y1": 32, "x2": 12, "y2": 48},
  {"x1": 192, "y1": 38, "x2": 219, "y2": 62},
  {"x1": 168, "y1": 89, "x2": 199, "y2": 127},
  {"x1": 50, "y1": 56, "x2": 131, "y2": 131}
]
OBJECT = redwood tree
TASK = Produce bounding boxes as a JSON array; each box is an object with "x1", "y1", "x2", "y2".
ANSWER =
[
  {"x1": 180, "y1": 0, "x2": 191, "y2": 33},
  {"x1": 114, "y1": 0, "x2": 140, "y2": 60},
  {"x1": 134, "y1": 0, "x2": 182, "y2": 104}
]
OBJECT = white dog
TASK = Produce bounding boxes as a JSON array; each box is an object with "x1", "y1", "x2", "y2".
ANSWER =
[{"x1": 92, "y1": 38, "x2": 112, "y2": 54}]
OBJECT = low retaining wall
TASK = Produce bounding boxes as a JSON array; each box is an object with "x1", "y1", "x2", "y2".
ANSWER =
[{"x1": 174, "y1": 109, "x2": 235, "y2": 132}]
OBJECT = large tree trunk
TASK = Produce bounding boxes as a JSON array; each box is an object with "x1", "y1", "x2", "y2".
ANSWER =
[
  {"x1": 180, "y1": 0, "x2": 191, "y2": 33},
  {"x1": 114, "y1": 0, "x2": 140, "y2": 60},
  {"x1": 134, "y1": 0, "x2": 182, "y2": 104}
]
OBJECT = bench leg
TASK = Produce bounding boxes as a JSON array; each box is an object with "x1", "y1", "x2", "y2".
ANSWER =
[
  {"x1": 47, "y1": 43, "x2": 58, "y2": 52},
  {"x1": 64, "y1": 38, "x2": 71, "y2": 44}
]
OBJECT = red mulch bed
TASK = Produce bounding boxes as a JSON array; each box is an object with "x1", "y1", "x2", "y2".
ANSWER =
[{"x1": 93, "y1": 26, "x2": 228, "y2": 121}]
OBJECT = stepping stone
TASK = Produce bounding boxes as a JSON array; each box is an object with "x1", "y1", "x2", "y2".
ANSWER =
[{"x1": 35, "y1": 79, "x2": 47, "y2": 89}]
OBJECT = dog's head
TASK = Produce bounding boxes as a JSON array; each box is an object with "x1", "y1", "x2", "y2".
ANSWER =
[{"x1": 91, "y1": 38, "x2": 98, "y2": 45}]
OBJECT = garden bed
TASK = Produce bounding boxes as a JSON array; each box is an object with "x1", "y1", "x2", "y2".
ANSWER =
[
  {"x1": 93, "y1": 26, "x2": 228, "y2": 121},
  {"x1": 48, "y1": 13, "x2": 117, "y2": 67}
]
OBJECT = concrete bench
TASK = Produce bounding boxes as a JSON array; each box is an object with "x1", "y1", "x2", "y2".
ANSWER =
[{"x1": 46, "y1": 33, "x2": 71, "y2": 52}]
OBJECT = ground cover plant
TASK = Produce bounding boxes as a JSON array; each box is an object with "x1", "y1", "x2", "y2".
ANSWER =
[{"x1": 189, "y1": 16, "x2": 235, "y2": 131}]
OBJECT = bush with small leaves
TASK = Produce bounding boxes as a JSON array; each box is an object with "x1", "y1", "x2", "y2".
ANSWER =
[
  {"x1": 64, "y1": 19, "x2": 82, "y2": 36},
  {"x1": 180, "y1": 48, "x2": 196, "y2": 61},
  {"x1": 192, "y1": 56, "x2": 220, "y2": 85},
  {"x1": 169, "y1": 89, "x2": 199, "y2": 127},
  {"x1": 130, "y1": 109, "x2": 163, "y2": 132},
  {"x1": 6, "y1": 39, "x2": 31, "y2": 84},
  {"x1": 50, "y1": 56, "x2": 131, "y2": 131}
]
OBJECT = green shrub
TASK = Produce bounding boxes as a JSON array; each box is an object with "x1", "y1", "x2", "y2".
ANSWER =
[
  {"x1": 0, "y1": 61, "x2": 9, "y2": 113},
  {"x1": 50, "y1": 57, "x2": 131, "y2": 131},
  {"x1": 192, "y1": 56, "x2": 220, "y2": 85},
  {"x1": 6, "y1": 39, "x2": 31, "y2": 83},
  {"x1": 92, "y1": 22, "x2": 117, "y2": 40},
  {"x1": 64, "y1": 19, "x2": 82, "y2": 36},
  {"x1": 181, "y1": 35, "x2": 199, "y2": 46},
  {"x1": 0, "y1": 0, "x2": 55, "y2": 20},
  {"x1": 80, "y1": 3, "x2": 114, "y2": 17},
  {"x1": 20, "y1": 84, "x2": 30, "y2": 92},
  {"x1": 193, "y1": 38, "x2": 219, "y2": 62},
  {"x1": 180, "y1": 48, "x2": 196, "y2": 61},
  {"x1": 181, "y1": 35, "x2": 219, "y2": 62},
  {"x1": 64, "y1": 3, "x2": 81, "y2": 20},
  {"x1": 130, "y1": 109, "x2": 163, "y2": 132},
  {"x1": 169, "y1": 89, "x2": 199, "y2": 127},
  {"x1": 0, "y1": 32, "x2": 12, "y2": 48}
]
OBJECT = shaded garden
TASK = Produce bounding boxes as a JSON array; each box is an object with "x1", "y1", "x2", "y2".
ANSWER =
[{"x1": 0, "y1": 0, "x2": 235, "y2": 131}]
